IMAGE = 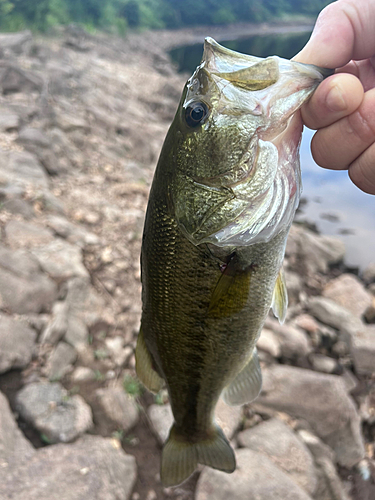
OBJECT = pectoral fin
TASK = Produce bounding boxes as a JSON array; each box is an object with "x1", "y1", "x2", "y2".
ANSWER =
[
  {"x1": 135, "y1": 327, "x2": 164, "y2": 393},
  {"x1": 271, "y1": 267, "x2": 288, "y2": 324},
  {"x1": 221, "y1": 348, "x2": 262, "y2": 406}
]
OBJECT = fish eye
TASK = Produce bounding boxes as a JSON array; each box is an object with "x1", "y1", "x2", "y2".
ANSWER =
[{"x1": 184, "y1": 101, "x2": 209, "y2": 128}]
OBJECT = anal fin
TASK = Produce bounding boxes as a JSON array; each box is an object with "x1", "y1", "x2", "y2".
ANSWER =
[
  {"x1": 221, "y1": 348, "x2": 262, "y2": 406},
  {"x1": 271, "y1": 267, "x2": 288, "y2": 324},
  {"x1": 135, "y1": 327, "x2": 164, "y2": 393}
]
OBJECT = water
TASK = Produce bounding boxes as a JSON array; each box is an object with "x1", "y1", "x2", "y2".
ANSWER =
[{"x1": 170, "y1": 32, "x2": 375, "y2": 271}]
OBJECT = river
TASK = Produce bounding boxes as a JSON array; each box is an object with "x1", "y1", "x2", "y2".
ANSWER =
[{"x1": 169, "y1": 31, "x2": 375, "y2": 271}]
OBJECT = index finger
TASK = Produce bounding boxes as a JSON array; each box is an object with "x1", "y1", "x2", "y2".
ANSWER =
[{"x1": 294, "y1": 0, "x2": 375, "y2": 67}]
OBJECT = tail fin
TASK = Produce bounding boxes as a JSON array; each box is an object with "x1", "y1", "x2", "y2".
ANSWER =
[{"x1": 161, "y1": 424, "x2": 236, "y2": 487}]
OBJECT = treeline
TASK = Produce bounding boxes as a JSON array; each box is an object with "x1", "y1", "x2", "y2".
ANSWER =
[{"x1": 0, "y1": 0, "x2": 333, "y2": 34}]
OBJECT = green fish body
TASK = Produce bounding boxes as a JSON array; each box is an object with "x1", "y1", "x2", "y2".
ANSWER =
[{"x1": 136, "y1": 38, "x2": 329, "y2": 486}]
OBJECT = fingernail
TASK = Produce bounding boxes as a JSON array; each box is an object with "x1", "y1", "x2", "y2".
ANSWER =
[{"x1": 326, "y1": 84, "x2": 347, "y2": 112}]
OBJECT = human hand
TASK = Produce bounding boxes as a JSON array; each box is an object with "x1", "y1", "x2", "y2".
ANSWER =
[{"x1": 294, "y1": 0, "x2": 375, "y2": 195}]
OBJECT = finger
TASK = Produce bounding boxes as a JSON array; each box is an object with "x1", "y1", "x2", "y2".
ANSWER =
[
  {"x1": 310, "y1": 88, "x2": 375, "y2": 170},
  {"x1": 294, "y1": 0, "x2": 375, "y2": 67},
  {"x1": 301, "y1": 73, "x2": 363, "y2": 129},
  {"x1": 337, "y1": 59, "x2": 375, "y2": 92},
  {"x1": 349, "y1": 142, "x2": 375, "y2": 194}
]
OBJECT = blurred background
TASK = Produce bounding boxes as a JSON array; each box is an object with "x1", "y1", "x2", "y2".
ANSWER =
[{"x1": 0, "y1": 1, "x2": 374, "y2": 500}]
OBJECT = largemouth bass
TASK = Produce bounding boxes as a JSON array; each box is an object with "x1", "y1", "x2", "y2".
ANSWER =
[{"x1": 136, "y1": 37, "x2": 330, "y2": 486}]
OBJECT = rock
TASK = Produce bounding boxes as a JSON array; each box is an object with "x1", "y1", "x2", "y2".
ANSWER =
[
  {"x1": 18, "y1": 127, "x2": 51, "y2": 148},
  {"x1": 298, "y1": 430, "x2": 351, "y2": 500},
  {"x1": 265, "y1": 318, "x2": 312, "y2": 358},
  {"x1": 1, "y1": 197, "x2": 35, "y2": 219},
  {"x1": 0, "y1": 315, "x2": 37, "y2": 374},
  {"x1": 307, "y1": 296, "x2": 362, "y2": 339},
  {"x1": 285, "y1": 269, "x2": 303, "y2": 304},
  {"x1": 309, "y1": 354, "x2": 338, "y2": 374},
  {"x1": 47, "y1": 215, "x2": 100, "y2": 247},
  {"x1": 350, "y1": 324, "x2": 375, "y2": 375},
  {"x1": 363, "y1": 262, "x2": 375, "y2": 285},
  {"x1": 196, "y1": 448, "x2": 313, "y2": 500},
  {"x1": 64, "y1": 277, "x2": 106, "y2": 348},
  {"x1": 0, "y1": 149, "x2": 48, "y2": 188},
  {"x1": 256, "y1": 365, "x2": 365, "y2": 467},
  {"x1": 47, "y1": 342, "x2": 77, "y2": 380},
  {"x1": 105, "y1": 336, "x2": 133, "y2": 367},
  {"x1": 148, "y1": 404, "x2": 173, "y2": 444},
  {"x1": 31, "y1": 239, "x2": 89, "y2": 281},
  {"x1": 0, "y1": 61, "x2": 43, "y2": 94},
  {"x1": 0, "y1": 244, "x2": 57, "y2": 314},
  {"x1": 364, "y1": 297, "x2": 375, "y2": 323},
  {"x1": 94, "y1": 387, "x2": 139, "y2": 433},
  {"x1": 70, "y1": 366, "x2": 96, "y2": 383},
  {"x1": 40, "y1": 301, "x2": 69, "y2": 345},
  {"x1": 148, "y1": 399, "x2": 242, "y2": 445},
  {"x1": 0, "y1": 31, "x2": 32, "y2": 55},
  {"x1": 15, "y1": 382, "x2": 93, "y2": 443},
  {"x1": 257, "y1": 328, "x2": 282, "y2": 358},
  {"x1": 0, "y1": 391, "x2": 34, "y2": 468},
  {"x1": 323, "y1": 274, "x2": 372, "y2": 318},
  {"x1": 54, "y1": 111, "x2": 89, "y2": 132},
  {"x1": 0, "y1": 109, "x2": 20, "y2": 132},
  {"x1": 5, "y1": 220, "x2": 54, "y2": 248},
  {"x1": 286, "y1": 226, "x2": 345, "y2": 275},
  {"x1": 0, "y1": 435, "x2": 137, "y2": 500},
  {"x1": 237, "y1": 418, "x2": 317, "y2": 495},
  {"x1": 215, "y1": 398, "x2": 243, "y2": 440}
]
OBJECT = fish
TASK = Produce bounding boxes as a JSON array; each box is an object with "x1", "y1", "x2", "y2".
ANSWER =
[{"x1": 136, "y1": 37, "x2": 331, "y2": 487}]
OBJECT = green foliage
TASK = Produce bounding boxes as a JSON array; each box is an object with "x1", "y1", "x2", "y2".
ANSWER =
[
  {"x1": 0, "y1": 0, "x2": 334, "y2": 33},
  {"x1": 123, "y1": 374, "x2": 143, "y2": 397}
]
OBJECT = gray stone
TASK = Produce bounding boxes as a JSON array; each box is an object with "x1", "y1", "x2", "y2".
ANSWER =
[
  {"x1": 54, "y1": 111, "x2": 88, "y2": 132},
  {"x1": 363, "y1": 262, "x2": 375, "y2": 285},
  {"x1": 0, "y1": 61, "x2": 43, "y2": 94},
  {"x1": 15, "y1": 382, "x2": 93, "y2": 443},
  {"x1": 70, "y1": 366, "x2": 96, "y2": 383},
  {"x1": 364, "y1": 297, "x2": 375, "y2": 323},
  {"x1": 0, "y1": 391, "x2": 34, "y2": 468},
  {"x1": 256, "y1": 365, "x2": 365, "y2": 467},
  {"x1": 64, "y1": 277, "x2": 105, "y2": 348},
  {"x1": 298, "y1": 430, "x2": 351, "y2": 500},
  {"x1": 94, "y1": 387, "x2": 139, "y2": 433},
  {"x1": 47, "y1": 215, "x2": 100, "y2": 247},
  {"x1": 0, "y1": 109, "x2": 19, "y2": 132},
  {"x1": 0, "y1": 435, "x2": 137, "y2": 500},
  {"x1": 350, "y1": 324, "x2": 375, "y2": 375},
  {"x1": 31, "y1": 239, "x2": 89, "y2": 281},
  {"x1": 0, "y1": 245, "x2": 57, "y2": 314},
  {"x1": 0, "y1": 149, "x2": 48, "y2": 188},
  {"x1": 307, "y1": 296, "x2": 362, "y2": 337},
  {"x1": 286, "y1": 226, "x2": 345, "y2": 275},
  {"x1": 196, "y1": 448, "x2": 313, "y2": 500},
  {"x1": 265, "y1": 318, "x2": 312, "y2": 358},
  {"x1": 2, "y1": 197, "x2": 35, "y2": 219},
  {"x1": 285, "y1": 269, "x2": 303, "y2": 304},
  {"x1": 47, "y1": 342, "x2": 77, "y2": 380},
  {"x1": 257, "y1": 328, "x2": 281, "y2": 358},
  {"x1": 5, "y1": 220, "x2": 54, "y2": 248},
  {"x1": 105, "y1": 336, "x2": 133, "y2": 367},
  {"x1": 309, "y1": 354, "x2": 338, "y2": 374},
  {"x1": 0, "y1": 315, "x2": 37, "y2": 374},
  {"x1": 237, "y1": 418, "x2": 317, "y2": 495},
  {"x1": 0, "y1": 31, "x2": 32, "y2": 55},
  {"x1": 323, "y1": 274, "x2": 372, "y2": 318},
  {"x1": 40, "y1": 301, "x2": 69, "y2": 345},
  {"x1": 18, "y1": 127, "x2": 51, "y2": 148}
]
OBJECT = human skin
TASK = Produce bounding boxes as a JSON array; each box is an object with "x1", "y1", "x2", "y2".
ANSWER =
[{"x1": 294, "y1": 0, "x2": 375, "y2": 195}]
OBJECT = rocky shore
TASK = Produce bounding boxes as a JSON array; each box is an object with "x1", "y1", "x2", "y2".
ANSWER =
[{"x1": 0, "y1": 28, "x2": 374, "y2": 500}]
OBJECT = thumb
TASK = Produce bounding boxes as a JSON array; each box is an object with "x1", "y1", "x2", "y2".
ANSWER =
[{"x1": 294, "y1": 0, "x2": 375, "y2": 67}]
